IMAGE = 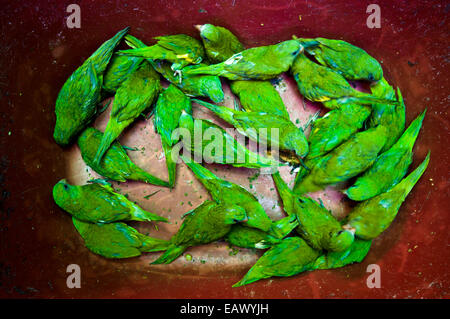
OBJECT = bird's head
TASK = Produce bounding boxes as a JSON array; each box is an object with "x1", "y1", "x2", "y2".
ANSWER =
[
  {"x1": 53, "y1": 123, "x2": 75, "y2": 147},
  {"x1": 274, "y1": 40, "x2": 304, "y2": 60},
  {"x1": 76, "y1": 127, "x2": 96, "y2": 147},
  {"x1": 284, "y1": 129, "x2": 309, "y2": 159},
  {"x1": 197, "y1": 24, "x2": 220, "y2": 43},
  {"x1": 329, "y1": 228, "x2": 355, "y2": 252},
  {"x1": 223, "y1": 205, "x2": 248, "y2": 225},
  {"x1": 52, "y1": 179, "x2": 79, "y2": 210}
]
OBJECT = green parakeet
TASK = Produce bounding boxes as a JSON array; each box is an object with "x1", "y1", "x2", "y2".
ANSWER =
[
  {"x1": 151, "y1": 200, "x2": 247, "y2": 264},
  {"x1": 307, "y1": 104, "x2": 371, "y2": 159},
  {"x1": 343, "y1": 152, "x2": 430, "y2": 240},
  {"x1": 53, "y1": 179, "x2": 168, "y2": 223},
  {"x1": 72, "y1": 217, "x2": 170, "y2": 259},
  {"x1": 118, "y1": 34, "x2": 205, "y2": 71},
  {"x1": 346, "y1": 109, "x2": 426, "y2": 201},
  {"x1": 297, "y1": 37, "x2": 383, "y2": 81},
  {"x1": 196, "y1": 24, "x2": 290, "y2": 118},
  {"x1": 183, "y1": 40, "x2": 303, "y2": 80},
  {"x1": 312, "y1": 238, "x2": 372, "y2": 269},
  {"x1": 154, "y1": 84, "x2": 192, "y2": 187},
  {"x1": 272, "y1": 171, "x2": 354, "y2": 252},
  {"x1": 178, "y1": 111, "x2": 281, "y2": 168},
  {"x1": 232, "y1": 236, "x2": 320, "y2": 287},
  {"x1": 230, "y1": 80, "x2": 290, "y2": 119},
  {"x1": 181, "y1": 155, "x2": 273, "y2": 232},
  {"x1": 294, "y1": 125, "x2": 388, "y2": 195},
  {"x1": 366, "y1": 78, "x2": 406, "y2": 152},
  {"x1": 124, "y1": 34, "x2": 224, "y2": 103},
  {"x1": 196, "y1": 24, "x2": 245, "y2": 64},
  {"x1": 93, "y1": 61, "x2": 161, "y2": 164},
  {"x1": 77, "y1": 127, "x2": 169, "y2": 187},
  {"x1": 225, "y1": 215, "x2": 298, "y2": 249},
  {"x1": 193, "y1": 99, "x2": 309, "y2": 160},
  {"x1": 54, "y1": 27, "x2": 129, "y2": 146},
  {"x1": 290, "y1": 53, "x2": 396, "y2": 109},
  {"x1": 102, "y1": 54, "x2": 143, "y2": 93}
]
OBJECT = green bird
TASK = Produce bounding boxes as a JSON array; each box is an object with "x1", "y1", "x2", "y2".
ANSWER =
[
  {"x1": 232, "y1": 236, "x2": 320, "y2": 287},
  {"x1": 366, "y1": 78, "x2": 406, "y2": 152},
  {"x1": 93, "y1": 61, "x2": 161, "y2": 165},
  {"x1": 312, "y1": 238, "x2": 372, "y2": 270},
  {"x1": 196, "y1": 24, "x2": 290, "y2": 119},
  {"x1": 307, "y1": 104, "x2": 372, "y2": 159},
  {"x1": 343, "y1": 152, "x2": 430, "y2": 240},
  {"x1": 297, "y1": 37, "x2": 383, "y2": 81},
  {"x1": 230, "y1": 80, "x2": 290, "y2": 119},
  {"x1": 77, "y1": 127, "x2": 169, "y2": 187},
  {"x1": 193, "y1": 99, "x2": 309, "y2": 160},
  {"x1": 53, "y1": 179, "x2": 168, "y2": 223},
  {"x1": 294, "y1": 125, "x2": 388, "y2": 195},
  {"x1": 183, "y1": 40, "x2": 304, "y2": 80},
  {"x1": 346, "y1": 109, "x2": 426, "y2": 201},
  {"x1": 272, "y1": 171, "x2": 354, "y2": 252},
  {"x1": 154, "y1": 84, "x2": 193, "y2": 187},
  {"x1": 196, "y1": 24, "x2": 245, "y2": 64},
  {"x1": 225, "y1": 215, "x2": 299, "y2": 249},
  {"x1": 178, "y1": 111, "x2": 280, "y2": 168},
  {"x1": 118, "y1": 34, "x2": 205, "y2": 71},
  {"x1": 124, "y1": 35, "x2": 224, "y2": 103},
  {"x1": 290, "y1": 53, "x2": 396, "y2": 109},
  {"x1": 102, "y1": 54, "x2": 143, "y2": 93},
  {"x1": 154, "y1": 60, "x2": 225, "y2": 102},
  {"x1": 54, "y1": 27, "x2": 129, "y2": 146},
  {"x1": 181, "y1": 155, "x2": 273, "y2": 232},
  {"x1": 151, "y1": 200, "x2": 247, "y2": 264},
  {"x1": 72, "y1": 217, "x2": 170, "y2": 259}
]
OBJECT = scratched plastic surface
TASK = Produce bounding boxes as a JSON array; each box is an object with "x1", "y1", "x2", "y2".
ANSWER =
[{"x1": 0, "y1": 0, "x2": 448, "y2": 299}]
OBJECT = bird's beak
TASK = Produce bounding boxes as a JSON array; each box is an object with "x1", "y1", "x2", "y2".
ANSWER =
[
  {"x1": 342, "y1": 224, "x2": 356, "y2": 234},
  {"x1": 194, "y1": 24, "x2": 203, "y2": 31}
]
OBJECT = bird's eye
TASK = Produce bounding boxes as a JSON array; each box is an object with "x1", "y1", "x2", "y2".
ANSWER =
[
  {"x1": 292, "y1": 50, "x2": 299, "y2": 56},
  {"x1": 368, "y1": 74, "x2": 375, "y2": 81},
  {"x1": 337, "y1": 230, "x2": 344, "y2": 235},
  {"x1": 63, "y1": 184, "x2": 69, "y2": 190}
]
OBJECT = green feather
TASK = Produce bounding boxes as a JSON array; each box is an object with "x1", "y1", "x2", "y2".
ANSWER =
[
  {"x1": 53, "y1": 179, "x2": 168, "y2": 223},
  {"x1": 78, "y1": 127, "x2": 169, "y2": 187},
  {"x1": 344, "y1": 152, "x2": 430, "y2": 240}
]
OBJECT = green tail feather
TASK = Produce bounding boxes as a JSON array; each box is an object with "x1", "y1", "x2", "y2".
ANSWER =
[
  {"x1": 396, "y1": 151, "x2": 430, "y2": 196},
  {"x1": 269, "y1": 215, "x2": 298, "y2": 239},
  {"x1": 180, "y1": 154, "x2": 218, "y2": 181},
  {"x1": 192, "y1": 99, "x2": 236, "y2": 124},
  {"x1": 93, "y1": 123, "x2": 122, "y2": 165},
  {"x1": 392, "y1": 109, "x2": 426, "y2": 152},
  {"x1": 124, "y1": 34, "x2": 146, "y2": 49},
  {"x1": 272, "y1": 171, "x2": 295, "y2": 216},
  {"x1": 141, "y1": 237, "x2": 171, "y2": 253},
  {"x1": 118, "y1": 45, "x2": 176, "y2": 61},
  {"x1": 87, "y1": 27, "x2": 130, "y2": 74},
  {"x1": 151, "y1": 244, "x2": 186, "y2": 264},
  {"x1": 232, "y1": 268, "x2": 266, "y2": 287},
  {"x1": 127, "y1": 166, "x2": 170, "y2": 187},
  {"x1": 161, "y1": 139, "x2": 178, "y2": 188},
  {"x1": 183, "y1": 64, "x2": 223, "y2": 76},
  {"x1": 130, "y1": 206, "x2": 168, "y2": 223}
]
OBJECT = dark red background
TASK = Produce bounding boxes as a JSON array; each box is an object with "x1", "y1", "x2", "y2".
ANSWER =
[{"x1": 0, "y1": 0, "x2": 448, "y2": 298}]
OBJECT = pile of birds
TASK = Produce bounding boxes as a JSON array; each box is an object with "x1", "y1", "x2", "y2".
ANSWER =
[{"x1": 52, "y1": 24, "x2": 430, "y2": 287}]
